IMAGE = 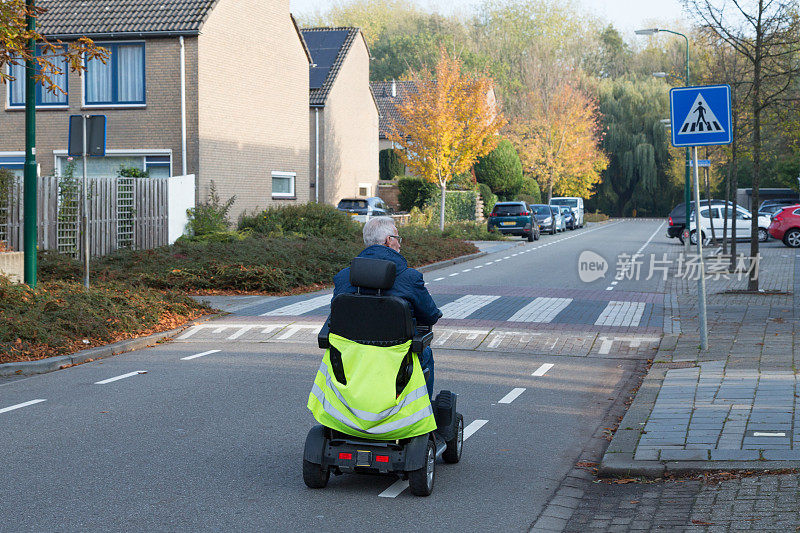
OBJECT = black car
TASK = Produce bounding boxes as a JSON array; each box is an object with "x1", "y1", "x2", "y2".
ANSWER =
[
  {"x1": 667, "y1": 199, "x2": 730, "y2": 239},
  {"x1": 530, "y1": 204, "x2": 555, "y2": 234}
]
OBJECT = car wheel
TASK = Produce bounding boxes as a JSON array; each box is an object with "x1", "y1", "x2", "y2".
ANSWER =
[
  {"x1": 534, "y1": 228, "x2": 540, "y2": 241},
  {"x1": 757, "y1": 228, "x2": 769, "y2": 242},
  {"x1": 784, "y1": 228, "x2": 800, "y2": 248},
  {"x1": 527, "y1": 232, "x2": 534, "y2": 242},
  {"x1": 689, "y1": 230, "x2": 705, "y2": 245},
  {"x1": 408, "y1": 439, "x2": 436, "y2": 496}
]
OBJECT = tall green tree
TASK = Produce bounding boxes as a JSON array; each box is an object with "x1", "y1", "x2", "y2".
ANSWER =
[
  {"x1": 592, "y1": 77, "x2": 679, "y2": 216},
  {"x1": 474, "y1": 139, "x2": 524, "y2": 199}
]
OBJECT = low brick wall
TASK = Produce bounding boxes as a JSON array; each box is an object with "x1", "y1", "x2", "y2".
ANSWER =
[
  {"x1": 0, "y1": 252, "x2": 23, "y2": 283},
  {"x1": 377, "y1": 180, "x2": 400, "y2": 211}
]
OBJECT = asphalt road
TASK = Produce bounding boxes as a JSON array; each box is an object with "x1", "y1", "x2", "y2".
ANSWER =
[{"x1": 0, "y1": 219, "x2": 674, "y2": 532}]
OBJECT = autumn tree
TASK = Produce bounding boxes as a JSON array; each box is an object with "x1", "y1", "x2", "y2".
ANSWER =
[
  {"x1": 387, "y1": 49, "x2": 505, "y2": 230},
  {"x1": 508, "y1": 54, "x2": 607, "y2": 202},
  {"x1": 1, "y1": 1, "x2": 105, "y2": 92}
]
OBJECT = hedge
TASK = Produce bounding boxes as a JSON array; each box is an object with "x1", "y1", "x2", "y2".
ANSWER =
[
  {"x1": 398, "y1": 176, "x2": 437, "y2": 211},
  {"x1": 427, "y1": 190, "x2": 478, "y2": 223}
]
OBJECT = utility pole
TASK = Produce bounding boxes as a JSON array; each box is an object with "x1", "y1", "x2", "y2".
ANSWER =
[{"x1": 23, "y1": 0, "x2": 38, "y2": 287}]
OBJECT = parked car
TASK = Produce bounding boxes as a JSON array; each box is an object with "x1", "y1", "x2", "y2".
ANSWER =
[
  {"x1": 768, "y1": 205, "x2": 800, "y2": 247},
  {"x1": 667, "y1": 199, "x2": 730, "y2": 240},
  {"x1": 759, "y1": 204, "x2": 787, "y2": 218},
  {"x1": 530, "y1": 204, "x2": 556, "y2": 235},
  {"x1": 559, "y1": 206, "x2": 576, "y2": 230},
  {"x1": 337, "y1": 197, "x2": 391, "y2": 220},
  {"x1": 550, "y1": 197, "x2": 584, "y2": 227},
  {"x1": 688, "y1": 204, "x2": 772, "y2": 244},
  {"x1": 487, "y1": 201, "x2": 539, "y2": 241},
  {"x1": 760, "y1": 198, "x2": 799, "y2": 211},
  {"x1": 552, "y1": 206, "x2": 566, "y2": 232}
]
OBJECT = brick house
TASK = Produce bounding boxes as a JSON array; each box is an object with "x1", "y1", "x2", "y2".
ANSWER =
[
  {"x1": 0, "y1": 0, "x2": 312, "y2": 221},
  {"x1": 302, "y1": 27, "x2": 379, "y2": 205}
]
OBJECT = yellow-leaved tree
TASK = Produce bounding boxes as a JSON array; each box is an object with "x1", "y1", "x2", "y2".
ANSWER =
[
  {"x1": 387, "y1": 49, "x2": 505, "y2": 230},
  {"x1": 508, "y1": 69, "x2": 608, "y2": 201}
]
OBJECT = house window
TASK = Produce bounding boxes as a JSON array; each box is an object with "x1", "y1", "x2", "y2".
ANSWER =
[
  {"x1": 144, "y1": 155, "x2": 171, "y2": 178},
  {"x1": 56, "y1": 152, "x2": 171, "y2": 178},
  {"x1": 272, "y1": 172, "x2": 295, "y2": 198},
  {"x1": 358, "y1": 183, "x2": 371, "y2": 197},
  {"x1": 0, "y1": 155, "x2": 24, "y2": 178},
  {"x1": 85, "y1": 43, "x2": 145, "y2": 106},
  {"x1": 8, "y1": 48, "x2": 68, "y2": 108}
]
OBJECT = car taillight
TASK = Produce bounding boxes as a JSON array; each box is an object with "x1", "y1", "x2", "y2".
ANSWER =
[
  {"x1": 669, "y1": 216, "x2": 673, "y2": 226},
  {"x1": 489, "y1": 212, "x2": 497, "y2": 217},
  {"x1": 521, "y1": 211, "x2": 529, "y2": 216},
  {"x1": 774, "y1": 213, "x2": 784, "y2": 222}
]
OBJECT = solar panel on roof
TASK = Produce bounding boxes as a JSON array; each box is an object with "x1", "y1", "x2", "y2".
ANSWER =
[{"x1": 302, "y1": 29, "x2": 351, "y2": 90}]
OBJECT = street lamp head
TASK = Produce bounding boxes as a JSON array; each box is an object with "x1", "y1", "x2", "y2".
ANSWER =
[
  {"x1": 635, "y1": 28, "x2": 659, "y2": 35},
  {"x1": 652, "y1": 72, "x2": 668, "y2": 78}
]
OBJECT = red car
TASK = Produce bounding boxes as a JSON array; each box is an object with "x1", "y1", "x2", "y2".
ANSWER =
[{"x1": 768, "y1": 205, "x2": 800, "y2": 247}]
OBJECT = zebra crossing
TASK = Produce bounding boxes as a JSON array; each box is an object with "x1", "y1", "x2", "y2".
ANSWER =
[{"x1": 232, "y1": 290, "x2": 662, "y2": 329}]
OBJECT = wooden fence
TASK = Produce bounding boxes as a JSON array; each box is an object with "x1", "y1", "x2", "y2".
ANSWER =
[{"x1": 1, "y1": 175, "x2": 170, "y2": 257}]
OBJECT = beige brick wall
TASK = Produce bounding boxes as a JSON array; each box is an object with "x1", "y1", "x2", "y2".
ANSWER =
[
  {"x1": 318, "y1": 35, "x2": 379, "y2": 205},
  {"x1": 0, "y1": 38, "x2": 198, "y2": 178},
  {"x1": 197, "y1": 0, "x2": 310, "y2": 222}
]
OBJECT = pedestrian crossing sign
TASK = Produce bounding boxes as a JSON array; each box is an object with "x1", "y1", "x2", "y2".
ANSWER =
[{"x1": 669, "y1": 84, "x2": 732, "y2": 147}]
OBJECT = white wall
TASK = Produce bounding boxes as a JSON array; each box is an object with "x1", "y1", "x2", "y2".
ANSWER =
[{"x1": 168, "y1": 174, "x2": 196, "y2": 243}]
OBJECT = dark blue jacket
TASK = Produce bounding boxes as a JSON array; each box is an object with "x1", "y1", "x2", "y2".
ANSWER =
[{"x1": 333, "y1": 245, "x2": 442, "y2": 326}]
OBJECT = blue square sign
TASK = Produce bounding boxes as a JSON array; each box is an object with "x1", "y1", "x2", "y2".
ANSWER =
[{"x1": 669, "y1": 85, "x2": 732, "y2": 147}]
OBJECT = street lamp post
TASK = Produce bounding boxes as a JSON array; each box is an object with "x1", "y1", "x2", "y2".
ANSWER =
[
  {"x1": 23, "y1": 0, "x2": 37, "y2": 287},
  {"x1": 636, "y1": 28, "x2": 691, "y2": 250}
]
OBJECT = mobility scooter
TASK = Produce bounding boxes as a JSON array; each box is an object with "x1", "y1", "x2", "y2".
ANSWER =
[{"x1": 303, "y1": 257, "x2": 463, "y2": 496}]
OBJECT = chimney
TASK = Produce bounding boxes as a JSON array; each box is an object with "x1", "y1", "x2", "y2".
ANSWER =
[{"x1": 391, "y1": 79, "x2": 396, "y2": 98}]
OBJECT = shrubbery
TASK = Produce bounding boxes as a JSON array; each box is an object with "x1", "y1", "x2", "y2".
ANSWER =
[
  {"x1": 475, "y1": 139, "x2": 524, "y2": 199},
  {"x1": 478, "y1": 182, "x2": 497, "y2": 217},
  {"x1": 398, "y1": 176, "x2": 437, "y2": 211},
  {"x1": 186, "y1": 181, "x2": 236, "y2": 237},
  {"x1": 426, "y1": 190, "x2": 477, "y2": 223},
  {"x1": 239, "y1": 202, "x2": 361, "y2": 239},
  {"x1": 519, "y1": 177, "x2": 542, "y2": 204}
]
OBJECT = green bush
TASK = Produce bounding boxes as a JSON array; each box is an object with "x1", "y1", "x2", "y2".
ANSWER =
[
  {"x1": 518, "y1": 177, "x2": 542, "y2": 204},
  {"x1": 441, "y1": 221, "x2": 503, "y2": 241},
  {"x1": 239, "y1": 202, "x2": 361, "y2": 239},
  {"x1": 379, "y1": 148, "x2": 404, "y2": 180},
  {"x1": 448, "y1": 170, "x2": 477, "y2": 191},
  {"x1": 427, "y1": 190, "x2": 477, "y2": 223},
  {"x1": 187, "y1": 181, "x2": 236, "y2": 236},
  {"x1": 478, "y1": 183, "x2": 497, "y2": 217},
  {"x1": 475, "y1": 139, "x2": 524, "y2": 199},
  {"x1": 398, "y1": 177, "x2": 437, "y2": 211}
]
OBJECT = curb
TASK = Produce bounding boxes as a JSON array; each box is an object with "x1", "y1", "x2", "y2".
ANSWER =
[
  {"x1": 417, "y1": 250, "x2": 489, "y2": 273},
  {"x1": 0, "y1": 313, "x2": 223, "y2": 378}
]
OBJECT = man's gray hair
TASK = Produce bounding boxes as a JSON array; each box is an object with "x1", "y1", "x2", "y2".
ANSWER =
[{"x1": 363, "y1": 216, "x2": 397, "y2": 246}]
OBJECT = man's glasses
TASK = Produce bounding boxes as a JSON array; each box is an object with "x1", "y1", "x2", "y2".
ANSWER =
[{"x1": 389, "y1": 235, "x2": 402, "y2": 244}]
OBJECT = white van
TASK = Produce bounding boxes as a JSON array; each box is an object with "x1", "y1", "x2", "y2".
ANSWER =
[{"x1": 549, "y1": 197, "x2": 584, "y2": 228}]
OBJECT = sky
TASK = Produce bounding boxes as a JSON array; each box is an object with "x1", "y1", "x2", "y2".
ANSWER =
[{"x1": 290, "y1": 0, "x2": 691, "y2": 35}]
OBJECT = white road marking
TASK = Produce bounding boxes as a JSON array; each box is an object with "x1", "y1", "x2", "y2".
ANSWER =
[
  {"x1": 433, "y1": 277, "x2": 444, "y2": 281},
  {"x1": 462, "y1": 268, "x2": 472, "y2": 272},
  {"x1": 597, "y1": 336, "x2": 660, "y2": 355},
  {"x1": 753, "y1": 432, "x2": 786, "y2": 437},
  {"x1": 532, "y1": 363, "x2": 554, "y2": 377},
  {"x1": 439, "y1": 295, "x2": 500, "y2": 319},
  {"x1": 498, "y1": 388, "x2": 526, "y2": 404},
  {"x1": 449, "y1": 273, "x2": 459, "y2": 277},
  {"x1": 181, "y1": 350, "x2": 220, "y2": 361},
  {"x1": 176, "y1": 326, "x2": 201, "y2": 340},
  {"x1": 605, "y1": 287, "x2": 614, "y2": 291},
  {"x1": 503, "y1": 256, "x2": 511, "y2": 259},
  {"x1": 484, "y1": 262, "x2": 493, "y2": 266},
  {"x1": 212, "y1": 326, "x2": 228, "y2": 334},
  {"x1": 95, "y1": 371, "x2": 147, "y2": 385},
  {"x1": 262, "y1": 294, "x2": 331, "y2": 316},
  {"x1": 434, "y1": 330, "x2": 455, "y2": 345},
  {"x1": 227, "y1": 326, "x2": 253, "y2": 340},
  {"x1": 474, "y1": 265, "x2": 483, "y2": 269},
  {"x1": 0, "y1": 399, "x2": 46, "y2": 414},
  {"x1": 262, "y1": 324, "x2": 284, "y2": 335},
  {"x1": 274, "y1": 325, "x2": 319, "y2": 340},
  {"x1": 379, "y1": 419, "x2": 488, "y2": 498},
  {"x1": 611, "y1": 281, "x2": 619, "y2": 285},
  {"x1": 508, "y1": 297, "x2": 572, "y2": 323},
  {"x1": 595, "y1": 301, "x2": 647, "y2": 327},
  {"x1": 636, "y1": 221, "x2": 666, "y2": 255}
]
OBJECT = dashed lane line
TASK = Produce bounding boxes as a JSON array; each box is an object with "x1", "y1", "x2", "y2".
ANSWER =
[
  {"x1": 606, "y1": 221, "x2": 665, "y2": 292},
  {"x1": 181, "y1": 350, "x2": 220, "y2": 361},
  {"x1": 378, "y1": 419, "x2": 489, "y2": 499},
  {"x1": 94, "y1": 371, "x2": 147, "y2": 385},
  {"x1": 498, "y1": 388, "x2": 526, "y2": 404},
  {"x1": 0, "y1": 399, "x2": 46, "y2": 414},
  {"x1": 532, "y1": 363, "x2": 554, "y2": 377}
]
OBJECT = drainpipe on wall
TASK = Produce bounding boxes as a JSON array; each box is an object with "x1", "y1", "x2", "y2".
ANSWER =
[
  {"x1": 315, "y1": 108, "x2": 320, "y2": 204},
  {"x1": 179, "y1": 36, "x2": 187, "y2": 176}
]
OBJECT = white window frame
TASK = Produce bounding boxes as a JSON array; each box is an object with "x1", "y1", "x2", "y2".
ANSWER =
[
  {"x1": 272, "y1": 171, "x2": 296, "y2": 198},
  {"x1": 53, "y1": 149, "x2": 172, "y2": 177},
  {"x1": 5, "y1": 62, "x2": 70, "y2": 111},
  {"x1": 357, "y1": 182, "x2": 372, "y2": 198}
]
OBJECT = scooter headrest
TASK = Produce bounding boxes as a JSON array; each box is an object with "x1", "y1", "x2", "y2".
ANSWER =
[{"x1": 350, "y1": 257, "x2": 396, "y2": 290}]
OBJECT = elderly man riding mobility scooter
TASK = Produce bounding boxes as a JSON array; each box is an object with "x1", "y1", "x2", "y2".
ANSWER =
[{"x1": 303, "y1": 217, "x2": 464, "y2": 496}]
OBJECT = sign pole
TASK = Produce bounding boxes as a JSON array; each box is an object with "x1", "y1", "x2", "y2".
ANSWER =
[
  {"x1": 82, "y1": 114, "x2": 90, "y2": 288},
  {"x1": 23, "y1": 0, "x2": 37, "y2": 287},
  {"x1": 692, "y1": 146, "x2": 708, "y2": 350}
]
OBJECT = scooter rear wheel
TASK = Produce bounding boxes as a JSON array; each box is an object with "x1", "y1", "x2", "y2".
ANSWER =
[
  {"x1": 408, "y1": 440, "x2": 436, "y2": 496},
  {"x1": 443, "y1": 413, "x2": 464, "y2": 464},
  {"x1": 302, "y1": 459, "x2": 330, "y2": 489}
]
